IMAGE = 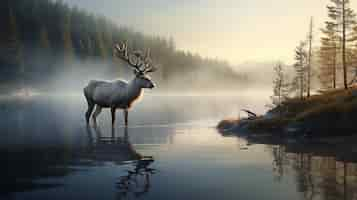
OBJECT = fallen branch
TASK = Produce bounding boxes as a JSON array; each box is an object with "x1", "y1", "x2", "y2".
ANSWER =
[{"x1": 241, "y1": 109, "x2": 258, "y2": 120}]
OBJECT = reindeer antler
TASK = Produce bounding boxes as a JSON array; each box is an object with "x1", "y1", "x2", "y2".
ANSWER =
[
  {"x1": 114, "y1": 42, "x2": 157, "y2": 74},
  {"x1": 142, "y1": 49, "x2": 157, "y2": 74}
]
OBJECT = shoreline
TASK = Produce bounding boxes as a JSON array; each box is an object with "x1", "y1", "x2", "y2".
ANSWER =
[{"x1": 217, "y1": 86, "x2": 357, "y2": 139}]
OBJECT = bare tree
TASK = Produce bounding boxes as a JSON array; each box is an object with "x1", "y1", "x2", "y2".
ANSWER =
[
  {"x1": 307, "y1": 17, "x2": 314, "y2": 97},
  {"x1": 271, "y1": 62, "x2": 289, "y2": 108}
]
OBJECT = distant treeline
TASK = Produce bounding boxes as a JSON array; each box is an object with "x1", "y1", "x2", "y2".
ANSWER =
[{"x1": 0, "y1": 0, "x2": 246, "y2": 91}]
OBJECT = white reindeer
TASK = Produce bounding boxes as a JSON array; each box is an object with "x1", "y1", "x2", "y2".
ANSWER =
[{"x1": 84, "y1": 42, "x2": 157, "y2": 126}]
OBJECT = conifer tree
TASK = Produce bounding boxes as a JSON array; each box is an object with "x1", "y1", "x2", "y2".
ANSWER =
[
  {"x1": 326, "y1": 0, "x2": 356, "y2": 89},
  {"x1": 35, "y1": 26, "x2": 52, "y2": 77},
  {"x1": 63, "y1": 13, "x2": 74, "y2": 65},
  {"x1": 306, "y1": 17, "x2": 314, "y2": 97},
  {"x1": 0, "y1": 8, "x2": 24, "y2": 75},
  {"x1": 95, "y1": 18, "x2": 108, "y2": 60},
  {"x1": 39, "y1": 26, "x2": 51, "y2": 50},
  {"x1": 320, "y1": 22, "x2": 338, "y2": 89},
  {"x1": 293, "y1": 41, "x2": 308, "y2": 99}
]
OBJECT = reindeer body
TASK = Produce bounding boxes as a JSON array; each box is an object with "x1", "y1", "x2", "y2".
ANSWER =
[
  {"x1": 84, "y1": 79, "x2": 143, "y2": 109},
  {"x1": 84, "y1": 76, "x2": 153, "y2": 126},
  {"x1": 84, "y1": 41, "x2": 157, "y2": 127}
]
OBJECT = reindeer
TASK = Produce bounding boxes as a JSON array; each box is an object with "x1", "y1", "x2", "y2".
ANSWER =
[{"x1": 84, "y1": 42, "x2": 157, "y2": 126}]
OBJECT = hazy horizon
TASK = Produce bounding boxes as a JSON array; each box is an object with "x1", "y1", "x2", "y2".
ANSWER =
[{"x1": 61, "y1": 0, "x2": 357, "y2": 68}]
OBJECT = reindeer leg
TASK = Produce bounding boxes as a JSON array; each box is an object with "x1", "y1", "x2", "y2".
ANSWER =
[
  {"x1": 84, "y1": 87, "x2": 94, "y2": 124},
  {"x1": 85, "y1": 102, "x2": 95, "y2": 124},
  {"x1": 92, "y1": 105, "x2": 102, "y2": 124},
  {"x1": 124, "y1": 109, "x2": 128, "y2": 126},
  {"x1": 111, "y1": 107, "x2": 116, "y2": 127}
]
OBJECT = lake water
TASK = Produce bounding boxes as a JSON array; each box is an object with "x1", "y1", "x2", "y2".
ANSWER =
[{"x1": 1, "y1": 93, "x2": 357, "y2": 200}]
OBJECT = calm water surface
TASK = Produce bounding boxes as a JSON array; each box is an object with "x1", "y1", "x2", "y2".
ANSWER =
[{"x1": 1, "y1": 94, "x2": 356, "y2": 200}]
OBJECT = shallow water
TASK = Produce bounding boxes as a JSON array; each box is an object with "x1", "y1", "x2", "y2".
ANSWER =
[{"x1": 1, "y1": 94, "x2": 357, "y2": 200}]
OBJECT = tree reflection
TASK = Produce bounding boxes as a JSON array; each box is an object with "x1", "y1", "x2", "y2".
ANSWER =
[
  {"x1": 269, "y1": 141, "x2": 357, "y2": 200},
  {"x1": 271, "y1": 145, "x2": 287, "y2": 182}
]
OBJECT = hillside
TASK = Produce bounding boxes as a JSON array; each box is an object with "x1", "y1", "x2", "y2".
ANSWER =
[{"x1": 0, "y1": 0, "x2": 246, "y2": 92}]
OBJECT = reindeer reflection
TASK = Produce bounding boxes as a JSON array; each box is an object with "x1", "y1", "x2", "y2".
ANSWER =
[
  {"x1": 116, "y1": 156, "x2": 156, "y2": 199},
  {"x1": 85, "y1": 125, "x2": 141, "y2": 163},
  {"x1": 85, "y1": 125, "x2": 156, "y2": 199}
]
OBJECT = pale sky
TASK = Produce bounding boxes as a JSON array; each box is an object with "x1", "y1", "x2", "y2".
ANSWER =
[{"x1": 62, "y1": 0, "x2": 357, "y2": 66}]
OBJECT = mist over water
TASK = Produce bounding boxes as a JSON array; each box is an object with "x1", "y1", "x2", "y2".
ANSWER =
[{"x1": 9, "y1": 53, "x2": 274, "y2": 102}]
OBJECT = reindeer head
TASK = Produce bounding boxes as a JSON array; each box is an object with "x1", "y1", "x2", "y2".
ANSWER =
[{"x1": 114, "y1": 42, "x2": 157, "y2": 89}]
